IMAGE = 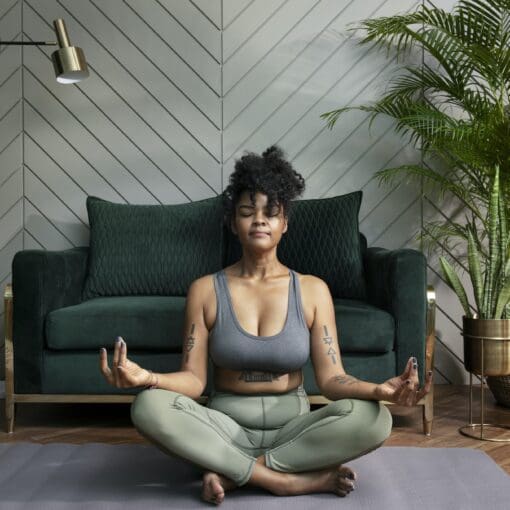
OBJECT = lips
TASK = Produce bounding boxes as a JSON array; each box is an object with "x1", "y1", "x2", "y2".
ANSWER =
[{"x1": 250, "y1": 231, "x2": 270, "y2": 236}]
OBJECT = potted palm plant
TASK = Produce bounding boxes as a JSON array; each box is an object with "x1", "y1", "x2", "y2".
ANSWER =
[{"x1": 321, "y1": 0, "x2": 510, "y2": 404}]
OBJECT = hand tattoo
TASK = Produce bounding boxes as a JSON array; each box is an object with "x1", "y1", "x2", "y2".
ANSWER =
[
  {"x1": 322, "y1": 325, "x2": 336, "y2": 364},
  {"x1": 238, "y1": 371, "x2": 281, "y2": 383},
  {"x1": 184, "y1": 323, "x2": 196, "y2": 362}
]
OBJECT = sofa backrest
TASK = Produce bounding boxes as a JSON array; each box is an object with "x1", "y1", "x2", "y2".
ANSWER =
[
  {"x1": 83, "y1": 195, "x2": 225, "y2": 299},
  {"x1": 83, "y1": 191, "x2": 367, "y2": 300}
]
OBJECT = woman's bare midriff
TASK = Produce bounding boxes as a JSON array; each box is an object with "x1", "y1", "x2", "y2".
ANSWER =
[
  {"x1": 213, "y1": 366, "x2": 303, "y2": 394},
  {"x1": 203, "y1": 265, "x2": 313, "y2": 395}
]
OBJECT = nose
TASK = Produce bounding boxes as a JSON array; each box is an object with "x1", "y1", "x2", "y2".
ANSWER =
[{"x1": 253, "y1": 211, "x2": 267, "y2": 224}]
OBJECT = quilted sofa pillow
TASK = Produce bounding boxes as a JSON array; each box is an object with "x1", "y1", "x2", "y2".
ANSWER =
[
  {"x1": 225, "y1": 190, "x2": 367, "y2": 299},
  {"x1": 83, "y1": 195, "x2": 224, "y2": 299}
]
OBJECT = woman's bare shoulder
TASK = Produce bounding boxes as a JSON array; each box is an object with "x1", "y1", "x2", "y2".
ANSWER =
[
  {"x1": 187, "y1": 272, "x2": 217, "y2": 296},
  {"x1": 294, "y1": 271, "x2": 328, "y2": 293}
]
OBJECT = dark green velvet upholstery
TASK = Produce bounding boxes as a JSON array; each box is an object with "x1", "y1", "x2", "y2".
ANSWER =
[
  {"x1": 83, "y1": 195, "x2": 224, "y2": 299},
  {"x1": 46, "y1": 296, "x2": 186, "y2": 351},
  {"x1": 11, "y1": 192, "x2": 427, "y2": 398}
]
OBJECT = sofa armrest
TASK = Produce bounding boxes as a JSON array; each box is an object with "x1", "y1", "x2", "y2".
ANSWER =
[
  {"x1": 363, "y1": 247, "x2": 427, "y2": 381},
  {"x1": 12, "y1": 247, "x2": 89, "y2": 393}
]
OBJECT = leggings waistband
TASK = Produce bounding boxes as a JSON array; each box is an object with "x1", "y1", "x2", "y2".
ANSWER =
[{"x1": 207, "y1": 384, "x2": 309, "y2": 429}]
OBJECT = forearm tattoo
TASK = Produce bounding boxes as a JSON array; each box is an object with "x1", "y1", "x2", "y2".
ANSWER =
[
  {"x1": 184, "y1": 323, "x2": 196, "y2": 362},
  {"x1": 322, "y1": 325, "x2": 337, "y2": 364},
  {"x1": 238, "y1": 371, "x2": 281, "y2": 383},
  {"x1": 333, "y1": 374, "x2": 359, "y2": 386}
]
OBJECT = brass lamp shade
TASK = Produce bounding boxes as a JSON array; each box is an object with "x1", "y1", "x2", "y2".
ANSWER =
[
  {"x1": 51, "y1": 46, "x2": 89, "y2": 84},
  {"x1": 50, "y1": 19, "x2": 89, "y2": 84}
]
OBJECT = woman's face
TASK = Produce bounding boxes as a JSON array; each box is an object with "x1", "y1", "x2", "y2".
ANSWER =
[{"x1": 231, "y1": 191, "x2": 288, "y2": 249}]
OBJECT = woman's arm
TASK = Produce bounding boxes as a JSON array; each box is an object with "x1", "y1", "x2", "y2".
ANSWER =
[
  {"x1": 309, "y1": 276, "x2": 431, "y2": 404},
  {"x1": 153, "y1": 277, "x2": 210, "y2": 399},
  {"x1": 308, "y1": 276, "x2": 378, "y2": 401},
  {"x1": 99, "y1": 277, "x2": 210, "y2": 400}
]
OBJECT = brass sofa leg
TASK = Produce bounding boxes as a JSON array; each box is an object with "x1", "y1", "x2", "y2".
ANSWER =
[
  {"x1": 4, "y1": 284, "x2": 14, "y2": 433},
  {"x1": 422, "y1": 284, "x2": 436, "y2": 436},
  {"x1": 423, "y1": 386, "x2": 434, "y2": 436}
]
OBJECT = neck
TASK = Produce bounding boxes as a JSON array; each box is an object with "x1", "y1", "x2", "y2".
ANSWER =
[{"x1": 234, "y1": 252, "x2": 285, "y2": 280}]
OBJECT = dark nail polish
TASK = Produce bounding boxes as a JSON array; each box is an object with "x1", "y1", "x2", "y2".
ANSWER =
[{"x1": 413, "y1": 363, "x2": 417, "y2": 369}]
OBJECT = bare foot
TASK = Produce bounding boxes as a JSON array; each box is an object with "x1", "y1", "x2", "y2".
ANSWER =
[
  {"x1": 283, "y1": 465, "x2": 357, "y2": 497},
  {"x1": 201, "y1": 471, "x2": 238, "y2": 505}
]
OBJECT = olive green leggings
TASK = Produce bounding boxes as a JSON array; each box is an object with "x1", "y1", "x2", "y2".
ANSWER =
[{"x1": 130, "y1": 384, "x2": 392, "y2": 486}]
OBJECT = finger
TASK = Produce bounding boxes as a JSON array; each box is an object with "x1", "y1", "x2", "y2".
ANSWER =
[
  {"x1": 113, "y1": 337, "x2": 122, "y2": 367},
  {"x1": 401, "y1": 357, "x2": 414, "y2": 381},
  {"x1": 99, "y1": 348, "x2": 113, "y2": 381},
  {"x1": 416, "y1": 371, "x2": 434, "y2": 402},
  {"x1": 119, "y1": 338, "x2": 127, "y2": 367},
  {"x1": 112, "y1": 337, "x2": 123, "y2": 386}
]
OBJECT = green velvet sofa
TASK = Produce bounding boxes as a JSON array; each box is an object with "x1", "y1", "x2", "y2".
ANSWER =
[{"x1": 3, "y1": 191, "x2": 436, "y2": 434}]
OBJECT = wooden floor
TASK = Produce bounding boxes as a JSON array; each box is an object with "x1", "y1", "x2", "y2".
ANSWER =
[{"x1": 1, "y1": 385, "x2": 510, "y2": 475}]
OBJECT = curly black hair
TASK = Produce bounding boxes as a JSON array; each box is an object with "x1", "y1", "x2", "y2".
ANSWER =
[{"x1": 222, "y1": 145, "x2": 305, "y2": 230}]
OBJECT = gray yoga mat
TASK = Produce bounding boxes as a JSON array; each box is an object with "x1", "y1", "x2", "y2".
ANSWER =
[{"x1": 0, "y1": 442, "x2": 509, "y2": 509}]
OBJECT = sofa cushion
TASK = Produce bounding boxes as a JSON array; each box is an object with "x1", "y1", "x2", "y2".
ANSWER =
[
  {"x1": 83, "y1": 195, "x2": 224, "y2": 299},
  {"x1": 225, "y1": 191, "x2": 367, "y2": 299},
  {"x1": 334, "y1": 298, "x2": 394, "y2": 353},
  {"x1": 46, "y1": 296, "x2": 186, "y2": 351},
  {"x1": 45, "y1": 295, "x2": 392, "y2": 354}
]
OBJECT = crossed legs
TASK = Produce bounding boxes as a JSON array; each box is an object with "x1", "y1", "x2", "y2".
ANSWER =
[{"x1": 131, "y1": 389, "x2": 392, "y2": 504}]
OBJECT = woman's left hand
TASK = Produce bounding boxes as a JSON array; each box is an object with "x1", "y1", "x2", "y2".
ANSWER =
[{"x1": 374, "y1": 356, "x2": 433, "y2": 406}]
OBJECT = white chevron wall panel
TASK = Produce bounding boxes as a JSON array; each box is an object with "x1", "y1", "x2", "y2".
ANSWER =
[
  {"x1": 0, "y1": 0, "x2": 472, "y2": 385},
  {"x1": 0, "y1": 0, "x2": 22, "y2": 379}
]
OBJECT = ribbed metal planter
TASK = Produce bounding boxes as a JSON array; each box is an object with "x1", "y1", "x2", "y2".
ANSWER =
[{"x1": 463, "y1": 317, "x2": 510, "y2": 408}]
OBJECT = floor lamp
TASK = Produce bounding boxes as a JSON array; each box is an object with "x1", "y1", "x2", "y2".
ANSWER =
[{"x1": 0, "y1": 18, "x2": 89, "y2": 84}]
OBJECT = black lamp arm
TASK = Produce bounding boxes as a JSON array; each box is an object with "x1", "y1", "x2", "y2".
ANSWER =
[{"x1": 0, "y1": 41, "x2": 57, "y2": 46}]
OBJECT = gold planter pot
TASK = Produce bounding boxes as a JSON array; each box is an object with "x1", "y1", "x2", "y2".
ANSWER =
[{"x1": 460, "y1": 316, "x2": 510, "y2": 441}]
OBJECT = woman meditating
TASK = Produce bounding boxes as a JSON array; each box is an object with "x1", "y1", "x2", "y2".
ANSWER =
[{"x1": 99, "y1": 145, "x2": 432, "y2": 505}]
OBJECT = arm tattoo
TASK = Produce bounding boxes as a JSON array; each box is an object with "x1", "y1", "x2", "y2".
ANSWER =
[
  {"x1": 333, "y1": 374, "x2": 358, "y2": 386},
  {"x1": 238, "y1": 371, "x2": 281, "y2": 383},
  {"x1": 184, "y1": 323, "x2": 196, "y2": 362},
  {"x1": 322, "y1": 325, "x2": 336, "y2": 364}
]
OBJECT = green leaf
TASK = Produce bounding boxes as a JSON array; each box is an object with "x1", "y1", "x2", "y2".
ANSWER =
[
  {"x1": 494, "y1": 277, "x2": 510, "y2": 319},
  {"x1": 440, "y1": 256, "x2": 472, "y2": 317},
  {"x1": 467, "y1": 228, "x2": 484, "y2": 315},
  {"x1": 487, "y1": 166, "x2": 501, "y2": 316}
]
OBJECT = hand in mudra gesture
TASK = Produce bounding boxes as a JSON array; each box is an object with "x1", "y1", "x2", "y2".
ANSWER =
[
  {"x1": 374, "y1": 356, "x2": 433, "y2": 406},
  {"x1": 99, "y1": 336, "x2": 152, "y2": 388}
]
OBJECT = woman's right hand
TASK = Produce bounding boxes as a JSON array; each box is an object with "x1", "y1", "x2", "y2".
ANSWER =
[{"x1": 99, "y1": 336, "x2": 152, "y2": 388}]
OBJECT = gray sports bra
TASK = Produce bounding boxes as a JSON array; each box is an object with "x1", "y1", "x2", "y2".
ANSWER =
[{"x1": 209, "y1": 268, "x2": 310, "y2": 372}]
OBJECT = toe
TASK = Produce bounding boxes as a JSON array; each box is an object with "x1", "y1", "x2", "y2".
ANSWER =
[
  {"x1": 335, "y1": 488, "x2": 348, "y2": 497},
  {"x1": 338, "y1": 466, "x2": 357, "y2": 480}
]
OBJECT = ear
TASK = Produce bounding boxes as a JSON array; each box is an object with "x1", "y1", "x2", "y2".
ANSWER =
[{"x1": 282, "y1": 217, "x2": 288, "y2": 234}]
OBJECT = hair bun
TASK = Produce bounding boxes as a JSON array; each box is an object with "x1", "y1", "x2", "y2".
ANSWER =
[{"x1": 262, "y1": 145, "x2": 284, "y2": 160}]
